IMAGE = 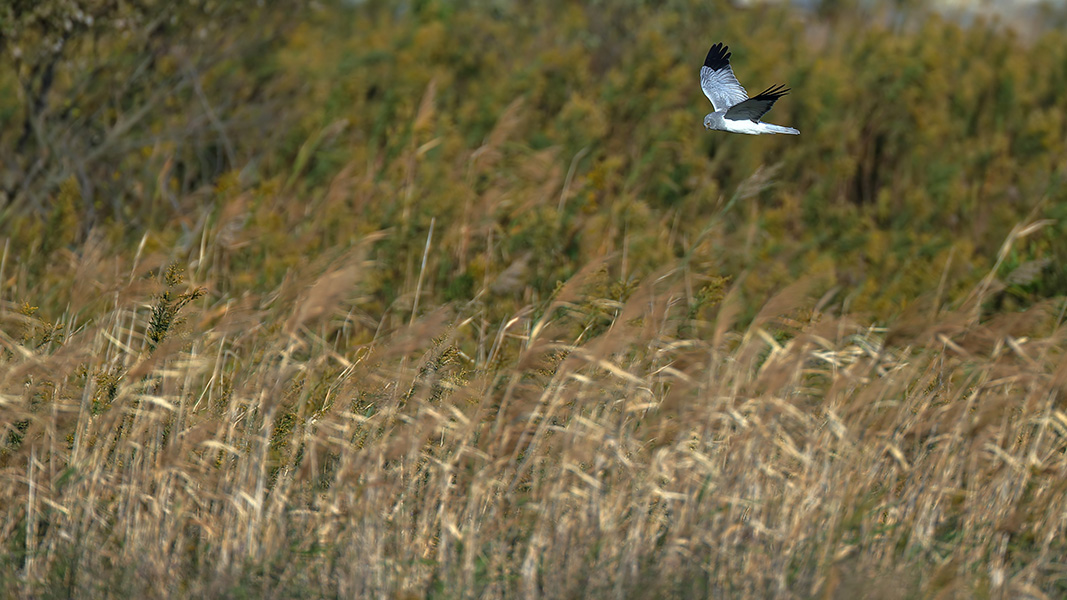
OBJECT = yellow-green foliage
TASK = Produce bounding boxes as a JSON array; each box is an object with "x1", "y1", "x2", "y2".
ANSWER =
[
  {"x1": 146, "y1": 264, "x2": 206, "y2": 350},
  {"x1": 2, "y1": 0, "x2": 1067, "y2": 598},
  {"x1": 58, "y1": 0, "x2": 1055, "y2": 321}
]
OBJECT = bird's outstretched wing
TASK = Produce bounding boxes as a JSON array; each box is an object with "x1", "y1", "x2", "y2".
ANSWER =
[
  {"x1": 724, "y1": 84, "x2": 789, "y2": 122},
  {"x1": 700, "y1": 43, "x2": 748, "y2": 111}
]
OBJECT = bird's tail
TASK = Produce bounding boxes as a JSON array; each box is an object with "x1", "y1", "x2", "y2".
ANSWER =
[{"x1": 764, "y1": 123, "x2": 800, "y2": 135}]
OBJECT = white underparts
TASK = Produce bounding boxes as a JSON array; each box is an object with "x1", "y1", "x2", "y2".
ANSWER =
[
  {"x1": 723, "y1": 119, "x2": 799, "y2": 135},
  {"x1": 704, "y1": 111, "x2": 799, "y2": 135}
]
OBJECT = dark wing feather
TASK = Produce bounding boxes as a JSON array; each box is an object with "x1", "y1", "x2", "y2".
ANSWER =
[
  {"x1": 724, "y1": 84, "x2": 790, "y2": 122},
  {"x1": 703, "y1": 42, "x2": 731, "y2": 71}
]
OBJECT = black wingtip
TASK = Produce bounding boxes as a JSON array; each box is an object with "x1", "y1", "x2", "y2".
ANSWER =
[
  {"x1": 703, "y1": 42, "x2": 731, "y2": 71},
  {"x1": 754, "y1": 84, "x2": 790, "y2": 99}
]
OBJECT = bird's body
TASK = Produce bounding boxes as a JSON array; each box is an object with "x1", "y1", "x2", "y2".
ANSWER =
[
  {"x1": 703, "y1": 112, "x2": 799, "y2": 135},
  {"x1": 700, "y1": 43, "x2": 799, "y2": 136}
]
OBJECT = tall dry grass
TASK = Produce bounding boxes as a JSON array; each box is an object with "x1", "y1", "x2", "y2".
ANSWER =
[{"x1": 2, "y1": 220, "x2": 1065, "y2": 599}]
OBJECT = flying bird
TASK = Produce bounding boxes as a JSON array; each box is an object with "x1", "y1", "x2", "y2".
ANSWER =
[{"x1": 700, "y1": 42, "x2": 799, "y2": 135}]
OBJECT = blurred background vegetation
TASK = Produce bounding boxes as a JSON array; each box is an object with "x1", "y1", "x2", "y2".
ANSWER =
[{"x1": 3, "y1": 0, "x2": 1066, "y2": 326}]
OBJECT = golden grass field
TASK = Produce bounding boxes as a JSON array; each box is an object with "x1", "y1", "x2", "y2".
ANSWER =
[
  {"x1": 3, "y1": 1, "x2": 1067, "y2": 598},
  {"x1": 4, "y1": 209, "x2": 1066, "y2": 598}
]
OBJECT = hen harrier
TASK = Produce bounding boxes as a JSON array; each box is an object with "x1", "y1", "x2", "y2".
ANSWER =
[{"x1": 700, "y1": 42, "x2": 799, "y2": 135}]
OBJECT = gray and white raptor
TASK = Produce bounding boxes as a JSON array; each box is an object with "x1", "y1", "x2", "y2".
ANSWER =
[{"x1": 700, "y1": 42, "x2": 799, "y2": 135}]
